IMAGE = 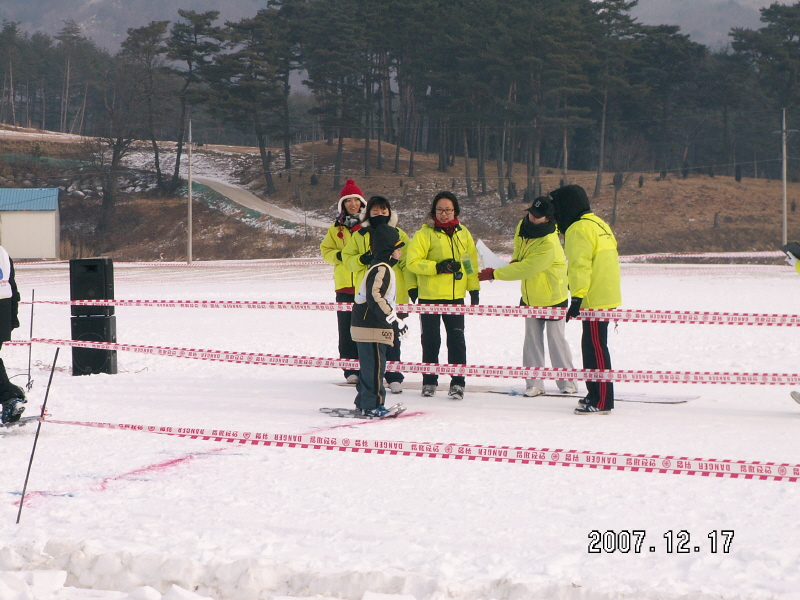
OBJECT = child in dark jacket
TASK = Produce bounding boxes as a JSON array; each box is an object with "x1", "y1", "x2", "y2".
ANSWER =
[{"x1": 350, "y1": 224, "x2": 408, "y2": 417}]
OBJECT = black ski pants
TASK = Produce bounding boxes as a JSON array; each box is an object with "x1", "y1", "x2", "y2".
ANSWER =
[
  {"x1": 418, "y1": 298, "x2": 466, "y2": 388},
  {"x1": 336, "y1": 292, "x2": 359, "y2": 378}
]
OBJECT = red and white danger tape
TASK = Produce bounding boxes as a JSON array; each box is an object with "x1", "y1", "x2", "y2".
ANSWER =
[
  {"x1": 620, "y1": 250, "x2": 783, "y2": 261},
  {"x1": 25, "y1": 299, "x2": 800, "y2": 326},
  {"x1": 31, "y1": 338, "x2": 800, "y2": 385},
  {"x1": 42, "y1": 417, "x2": 800, "y2": 483}
]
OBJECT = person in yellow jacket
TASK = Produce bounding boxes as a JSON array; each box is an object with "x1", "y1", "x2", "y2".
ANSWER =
[
  {"x1": 342, "y1": 195, "x2": 416, "y2": 394},
  {"x1": 550, "y1": 184, "x2": 621, "y2": 415},
  {"x1": 785, "y1": 246, "x2": 800, "y2": 405},
  {"x1": 319, "y1": 179, "x2": 367, "y2": 383},
  {"x1": 406, "y1": 191, "x2": 480, "y2": 400},
  {"x1": 478, "y1": 196, "x2": 577, "y2": 397}
]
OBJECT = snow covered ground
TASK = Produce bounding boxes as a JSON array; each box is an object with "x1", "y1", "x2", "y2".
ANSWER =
[{"x1": 1, "y1": 260, "x2": 799, "y2": 600}]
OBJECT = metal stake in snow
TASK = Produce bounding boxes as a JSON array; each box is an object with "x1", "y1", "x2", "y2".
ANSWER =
[
  {"x1": 26, "y1": 289, "x2": 34, "y2": 391},
  {"x1": 16, "y1": 348, "x2": 59, "y2": 525}
]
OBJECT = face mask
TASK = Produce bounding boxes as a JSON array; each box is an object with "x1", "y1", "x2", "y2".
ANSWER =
[{"x1": 370, "y1": 214, "x2": 390, "y2": 227}]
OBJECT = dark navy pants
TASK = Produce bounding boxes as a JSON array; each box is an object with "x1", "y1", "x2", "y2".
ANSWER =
[{"x1": 355, "y1": 341, "x2": 388, "y2": 410}]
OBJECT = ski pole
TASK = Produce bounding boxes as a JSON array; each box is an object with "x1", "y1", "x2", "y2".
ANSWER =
[
  {"x1": 26, "y1": 289, "x2": 34, "y2": 391},
  {"x1": 16, "y1": 347, "x2": 58, "y2": 525}
]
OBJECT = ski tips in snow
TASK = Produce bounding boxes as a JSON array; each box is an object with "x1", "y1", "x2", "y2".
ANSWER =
[
  {"x1": 320, "y1": 403, "x2": 407, "y2": 419},
  {"x1": 1, "y1": 415, "x2": 39, "y2": 430}
]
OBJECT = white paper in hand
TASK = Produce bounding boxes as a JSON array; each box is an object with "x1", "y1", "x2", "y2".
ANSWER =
[{"x1": 476, "y1": 239, "x2": 508, "y2": 269}]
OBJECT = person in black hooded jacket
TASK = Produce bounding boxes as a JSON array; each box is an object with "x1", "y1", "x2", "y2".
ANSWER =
[
  {"x1": 550, "y1": 184, "x2": 621, "y2": 415},
  {"x1": 350, "y1": 225, "x2": 409, "y2": 417},
  {"x1": 0, "y1": 244, "x2": 26, "y2": 423}
]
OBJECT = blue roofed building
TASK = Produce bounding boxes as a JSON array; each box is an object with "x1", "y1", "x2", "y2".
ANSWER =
[{"x1": 0, "y1": 188, "x2": 60, "y2": 260}]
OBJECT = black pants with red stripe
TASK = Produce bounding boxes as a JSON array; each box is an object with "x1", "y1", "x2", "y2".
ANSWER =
[{"x1": 581, "y1": 320, "x2": 614, "y2": 410}]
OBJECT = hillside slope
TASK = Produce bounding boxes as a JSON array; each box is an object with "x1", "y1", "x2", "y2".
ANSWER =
[{"x1": 0, "y1": 127, "x2": 797, "y2": 261}]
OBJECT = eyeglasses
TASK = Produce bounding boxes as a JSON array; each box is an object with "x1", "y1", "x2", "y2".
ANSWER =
[{"x1": 436, "y1": 209, "x2": 455, "y2": 214}]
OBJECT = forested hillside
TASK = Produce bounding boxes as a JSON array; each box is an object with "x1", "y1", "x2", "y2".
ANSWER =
[{"x1": 1, "y1": 0, "x2": 800, "y2": 248}]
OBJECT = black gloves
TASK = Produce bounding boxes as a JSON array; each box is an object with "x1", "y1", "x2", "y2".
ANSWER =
[
  {"x1": 335, "y1": 251, "x2": 342, "y2": 262},
  {"x1": 436, "y1": 259, "x2": 462, "y2": 274},
  {"x1": 469, "y1": 291, "x2": 480, "y2": 305},
  {"x1": 566, "y1": 297, "x2": 582, "y2": 322},
  {"x1": 359, "y1": 252, "x2": 373, "y2": 265},
  {"x1": 408, "y1": 288, "x2": 418, "y2": 303}
]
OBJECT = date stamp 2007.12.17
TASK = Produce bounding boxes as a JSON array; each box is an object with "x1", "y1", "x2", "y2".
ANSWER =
[{"x1": 588, "y1": 530, "x2": 734, "y2": 554}]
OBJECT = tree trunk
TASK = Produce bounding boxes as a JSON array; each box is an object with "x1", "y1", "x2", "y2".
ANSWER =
[
  {"x1": 61, "y1": 54, "x2": 71, "y2": 132},
  {"x1": 462, "y1": 127, "x2": 473, "y2": 197},
  {"x1": 533, "y1": 124, "x2": 541, "y2": 197},
  {"x1": 364, "y1": 113, "x2": 371, "y2": 177},
  {"x1": 526, "y1": 131, "x2": 533, "y2": 197},
  {"x1": 168, "y1": 96, "x2": 188, "y2": 194},
  {"x1": 8, "y1": 62, "x2": 16, "y2": 126},
  {"x1": 376, "y1": 123, "x2": 383, "y2": 170},
  {"x1": 561, "y1": 126, "x2": 569, "y2": 185},
  {"x1": 438, "y1": 119, "x2": 447, "y2": 172},
  {"x1": 333, "y1": 129, "x2": 344, "y2": 190},
  {"x1": 98, "y1": 139, "x2": 125, "y2": 232},
  {"x1": 408, "y1": 114, "x2": 418, "y2": 177},
  {"x1": 255, "y1": 124, "x2": 277, "y2": 195},
  {"x1": 495, "y1": 129, "x2": 506, "y2": 206},
  {"x1": 593, "y1": 88, "x2": 608, "y2": 198},
  {"x1": 282, "y1": 74, "x2": 292, "y2": 170},
  {"x1": 479, "y1": 124, "x2": 488, "y2": 194},
  {"x1": 40, "y1": 81, "x2": 46, "y2": 130}
]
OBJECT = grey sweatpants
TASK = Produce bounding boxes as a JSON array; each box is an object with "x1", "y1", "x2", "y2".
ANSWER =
[{"x1": 522, "y1": 317, "x2": 576, "y2": 392}]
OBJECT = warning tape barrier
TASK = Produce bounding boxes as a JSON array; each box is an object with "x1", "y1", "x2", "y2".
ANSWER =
[
  {"x1": 24, "y1": 299, "x2": 800, "y2": 326},
  {"x1": 620, "y1": 250, "x2": 783, "y2": 262},
  {"x1": 30, "y1": 338, "x2": 800, "y2": 385},
  {"x1": 42, "y1": 417, "x2": 800, "y2": 483}
]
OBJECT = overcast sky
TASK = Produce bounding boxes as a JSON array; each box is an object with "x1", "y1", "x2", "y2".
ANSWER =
[{"x1": 631, "y1": 0, "x2": 788, "y2": 48}]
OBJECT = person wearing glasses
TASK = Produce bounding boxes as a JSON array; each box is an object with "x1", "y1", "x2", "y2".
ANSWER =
[{"x1": 406, "y1": 191, "x2": 480, "y2": 400}]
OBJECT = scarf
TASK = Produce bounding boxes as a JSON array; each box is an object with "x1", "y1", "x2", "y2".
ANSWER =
[
  {"x1": 338, "y1": 213, "x2": 361, "y2": 230},
  {"x1": 519, "y1": 218, "x2": 556, "y2": 240},
  {"x1": 433, "y1": 217, "x2": 460, "y2": 236}
]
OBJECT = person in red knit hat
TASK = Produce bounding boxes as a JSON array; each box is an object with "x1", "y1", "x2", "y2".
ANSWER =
[{"x1": 319, "y1": 179, "x2": 367, "y2": 383}]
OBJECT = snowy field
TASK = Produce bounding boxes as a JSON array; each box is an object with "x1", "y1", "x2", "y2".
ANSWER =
[{"x1": 1, "y1": 260, "x2": 799, "y2": 600}]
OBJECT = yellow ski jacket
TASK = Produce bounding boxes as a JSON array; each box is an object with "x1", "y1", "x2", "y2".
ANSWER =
[
  {"x1": 563, "y1": 213, "x2": 621, "y2": 309},
  {"x1": 406, "y1": 221, "x2": 480, "y2": 301},
  {"x1": 492, "y1": 224, "x2": 568, "y2": 307}
]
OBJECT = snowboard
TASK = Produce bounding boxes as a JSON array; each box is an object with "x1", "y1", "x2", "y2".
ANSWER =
[
  {"x1": 487, "y1": 388, "x2": 697, "y2": 404},
  {"x1": 320, "y1": 403, "x2": 407, "y2": 419},
  {"x1": 791, "y1": 391, "x2": 800, "y2": 405}
]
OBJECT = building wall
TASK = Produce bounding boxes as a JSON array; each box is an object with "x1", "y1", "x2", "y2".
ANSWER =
[{"x1": 0, "y1": 211, "x2": 59, "y2": 260}]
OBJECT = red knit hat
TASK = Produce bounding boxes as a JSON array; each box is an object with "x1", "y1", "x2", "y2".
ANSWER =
[{"x1": 339, "y1": 179, "x2": 364, "y2": 202}]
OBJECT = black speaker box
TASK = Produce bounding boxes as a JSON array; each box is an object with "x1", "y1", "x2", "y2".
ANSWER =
[
  {"x1": 70, "y1": 258, "x2": 115, "y2": 316},
  {"x1": 71, "y1": 315, "x2": 118, "y2": 376}
]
